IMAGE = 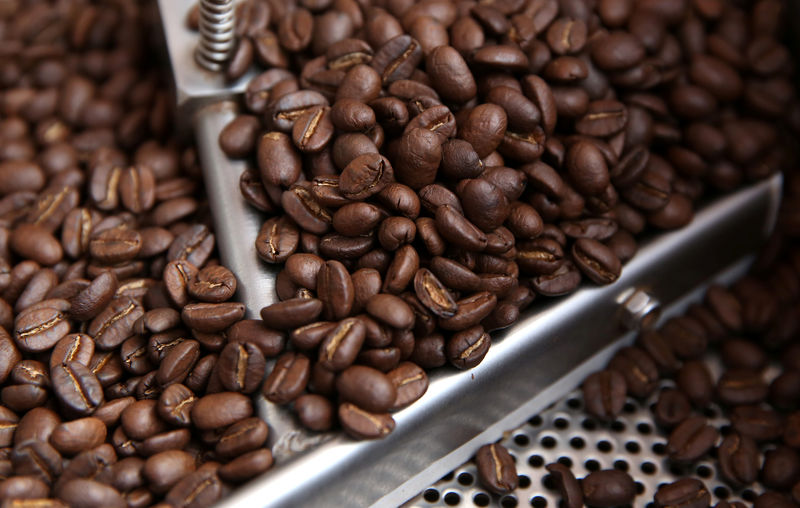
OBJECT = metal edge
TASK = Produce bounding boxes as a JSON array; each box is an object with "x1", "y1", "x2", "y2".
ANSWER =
[{"x1": 212, "y1": 173, "x2": 782, "y2": 508}]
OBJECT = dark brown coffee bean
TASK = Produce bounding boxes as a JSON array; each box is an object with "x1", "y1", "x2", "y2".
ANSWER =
[
  {"x1": 371, "y1": 34, "x2": 423, "y2": 84},
  {"x1": 164, "y1": 466, "x2": 222, "y2": 508},
  {"x1": 192, "y1": 392, "x2": 253, "y2": 430},
  {"x1": 565, "y1": 140, "x2": 609, "y2": 196},
  {"x1": 386, "y1": 361, "x2": 428, "y2": 411},
  {"x1": 262, "y1": 351, "x2": 310, "y2": 404},
  {"x1": 661, "y1": 316, "x2": 708, "y2": 359},
  {"x1": 0, "y1": 475, "x2": 50, "y2": 500},
  {"x1": 257, "y1": 131, "x2": 302, "y2": 187},
  {"x1": 366, "y1": 294, "x2": 414, "y2": 330},
  {"x1": 338, "y1": 402, "x2": 394, "y2": 440},
  {"x1": 582, "y1": 469, "x2": 636, "y2": 507},
  {"x1": 187, "y1": 265, "x2": 236, "y2": 303},
  {"x1": 762, "y1": 446, "x2": 800, "y2": 490},
  {"x1": 143, "y1": 450, "x2": 195, "y2": 495},
  {"x1": 475, "y1": 443, "x2": 517, "y2": 495},
  {"x1": 717, "y1": 369, "x2": 768, "y2": 406},
  {"x1": 582, "y1": 370, "x2": 627, "y2": 421},
  {"x1": 49, "y1": 417, "x2": 106, "y2": 456},
  {"x1": 68, "y1": 271, "x2": 116, "y2": 321},
  {"x1": 545, "y1": 462, "x2": 583, "y2": 508},
  {"x1": 653, "y1": 389, "x2": 691, "y2": 429},
  {"x1": 120, "y1": 399, "x2": 167, "y2": 442},
  {"x1": 667, "y1": 416, "x2": 719, "y2": 463},
  {"x1": 705, "y1": 284, "x2": 743, "y2": 333},
  {"x1": 256, "y1": 216, "x2": 299, "y2": 264},
  {"x1": 51, "y1": 362, "x2": 103, "y2": 417},
  {"x1": 592, "y1": 31, "x2": 645, "y2": 71},
  {"x1": 446, "y1": 325, "x2": 490, "y2": 369},
  {"x1": 717, "y1": 432, "x2": 760, "y2": 487},
  {"x1": 156, "y1": 384, "x2": 195, "y2": 428},
  {"x1": 181, "y1": 302, "x2": 245, "y2": 334},
  {"x1": 10, "y1": 223, "x2": 62, "y2": 266},
  {"x1": 754, "y1": 492, "x2": 795, "y2": 508},
  {"x1": 336, "y1": 365, "x2": 396, "y2": 413},
  {"x1": 608, "y1": 346, "x2": 658, "y2": 398},
  {"x1": 155, "y1": 339, "x2": 199, "y2": 388},
  {"x1": 293, "y1": 394, "x2": 333, "y2": 431},
  {"x1": 654, "y1": 478, "x2": 711, "y2": 508},
  {"x1": 690, "y1": 54, "x2": 743, "y2": 102},
  {"x1": 14, "y1": 306, "x2": 69, "y2": 353},
  {"x1": 439, "y1": 292, "x2": 497, "y2": 331},
  {"x1": 58, "y1": 478, "x2": 125, "y2": 508},
  {"x1": 339, "y1": 153, "x2": 394, "y2": 200},
  {"x1": 317, "y1": 318, "x2": 366, "y2": 372},
  {"x1": 459, "y1": 104, "x2": 507, "y2": 158},
  {"x1": 636, "y1": 330, "x2": 679, "y2": 374},
  {"x1": 425, "y1": 45, "x2": 476, "y2": 104},
  {"x1": 531, "y1": 261, "x2": 582, "y2": 296},
  {"x1": 572, "y1": 238, "x2": 621, "y2": 285},
  {"x1": 676, "y1": 360, "x2": 714, "y2": 408},
  {"x1": 88, "y1": 296, "x2": 144, "y2": 350},
  {"x1": 732, "y1": 405, "x2": 784, "y2": 442},
  {"x1": 217, "y1": 342, "x2": 265, "y2": 394},
  {"x1": 413, "y1": 268, "x2": 457, "y2": 318},
  {"x1": 317, "y1": 260, "x2": 355, "y2": 321},
  {"x1": 215, "y1": 417, "x2": 268, "y2": 460},
  {"x1": 11, "y1": 439, "x2": 63, "y2": 485},
  {"x1": 260, "y1": 298, "x2": 323, "y2": 330}
]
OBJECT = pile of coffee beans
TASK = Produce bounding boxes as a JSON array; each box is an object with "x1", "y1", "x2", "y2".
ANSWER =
[
  {"x1": 454, "y1": 176, "x2": 800, "y2": 506},
  {"x1": 214, "y1": 0, "x2": 799, "y2": 440},
  {"x1": 0, "y1": 1, "x2": 282, "y2": 506}
]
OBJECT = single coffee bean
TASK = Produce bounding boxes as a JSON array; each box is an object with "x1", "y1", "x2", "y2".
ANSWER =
[
  {"x1": 215, "y1": 417, "x2": 268, "y2": 459},
  {"x1": 705, "y1": 284, "x2": 743, "y2": 332},
  {"x1": 164, "y1": 467, "x2": 223, "y2": 508},
  {"x1": 446, "y1": 325, "x2": 491, "y2": 369},
  {"x1": 336, "y1": 365, "x2": 396, "y2": 413},
  {"x1": 317, "y1": 318, "x2": 366, "y2": 371},
  {"x1": 181, "y1": 302, "x2": 245, "y2": 333},
  {"x1": 608, "y1": 346, "x2": 659, "y2": 398},
  {"x1": 676, "y1": 360, "x2": 714, "y2": 408},
  {"x1": 338, "y1": 153, "x2": 394, "y2": 200},
  {"x1": 192, "y1": 392, "x2": 253, "y2": 430},
  {"x1": 49, "y1": 417, "x2": 106, "y2": 456},
  {"x1": 294, "y1": 393, "x2": 334, "y2": 431},
  {"x1": 217, "y1": 342, "x2": 266, "y2": 394},
  {"x1": 439, "y1": 292, "x2": 497, "y2": 331},
  {"x1": 121, "y1": 399, "x2": 168, "y2": 441},
  {"x1": 58, "y1": 478, "x2": 126, "y2": 508},
  {"x1": 11, "y1": 439, "x2": 63, "y2": 485},
  {"x1": 371, "y1": 34, "x2": 423, "y2": 84},
  {"x1": 660, "y1": 316, "x2": 708, "y2": 359},
  {"x1": 262, "y1": 351, "x2": 311, "y2": 404},
  {"x1": 582, "y1": 370, "x2": 627, "y2": 421},
  {"x1": 256, "y1": 216, "x2": 299, "y2": 264},
  {"x1": 218, "y1": 448, "x2": 274, "y2": 484},
  {"x1": 155, "y1": 339, "x2": 200, "y2": 388},
  {"x1": 582, "y1": 469, "x2": 636, "y2": 507},
  {"x1": 531, "y1": 261, "x2": 582, "y2": 296},
  {"x1": 156, "y1": 384, "x2": 196, "y2": 428},
  {"x1": 475, "y1": 443, "x2": 517, "y2": 495},
  {"x1": 14, "y1": 306, "x2": 70, "y2": 353},
  {"x1": 572, "y1": 238, "x2": 621, "y2": 285},
  {"x1": 654, "y1": 478, "x2": 711, "y2": 508},
  {"x1": 187, "y1": 265, "x2": 237, "y2": 303},
  {"x1": 545, "y1": 462, "x2": 583, "y2": 508},
  {"x1": 317, "y1": 260, "x2": 355, "y2": 321},
  {"x1": 88, "y1": 296, "x2": 144, "y2": 350},
  {"x1": 717, "y1": 369, "x2": 768, "y2": 406},
  {"x1": 717, "y1": 432, "x2": 760, "y2": 486},
  {"x1": 143, "y1": 450, "x2": 195, "y2": 494},
  {"x1": 338, "y1": 402, "x2": 395, "y2": 440},
  {"x1": 667, "y1": 416, "x2": 719, "y2": 462},
  {"x1": 51, "y1": 361, "x2": 103, "y2": 417},
  {"x1": 636, "y1": 330, "x2": 680, "y2": 374},
  {"x1": 566, "y1": 140, "x2": 610, "y2": 196}
]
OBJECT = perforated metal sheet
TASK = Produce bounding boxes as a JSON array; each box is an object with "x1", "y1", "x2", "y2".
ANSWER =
[{"x1": 407, "y1": 356, "x2": 777, "y2": 508}]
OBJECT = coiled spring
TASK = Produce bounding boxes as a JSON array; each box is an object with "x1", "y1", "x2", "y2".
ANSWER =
[{"x1": 195, "y1": 0, "x2": 236, "y2": 72}]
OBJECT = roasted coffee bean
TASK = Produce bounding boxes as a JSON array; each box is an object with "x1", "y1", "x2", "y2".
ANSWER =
[
  {"x1": 386, "y1": 361, "x2": 428, "y2": 411},
  {"x1": 717, "y1": 432, "x2": 760, "y2": 487},
  {"x1": 263, "y1": 352, "x2": 310, "y2": 404},
  {"x1": 654, "y1": 478, "x2": 711, "y2": 508},
  {"x1": 762, "y1": 446, "x2": 800, "y2": 490},
  {"x1": 49, "y1": 417, "x2": 106, "y2": 456},
  {"x1": 318, "y1": 318, "x2": 366, "y2": 371},
  {"x1": 187, "y1": 265, "x2": 237, "y2": 303},
  {"x1": 608, "y1": 346, "x2": 658, "y2": 398},
  {"x1": 439, "y1": 292, "x2": 497, "y2": 331},
  {"x1": 667, "y1": 416, "x2": 719, "y2": 462},
  {"x1": 14, "y1": 306, "x2": 70, "y2": 353},
  {"x1": 383, "y1": 245, "x2": 419, "y2": 294},
  {"x1": 121, "y1": 400, "x2": 168, "y2": 441},
  {"x1": 88, "y1": 296, "x2": 144, "y2": 350},
  {"x1": 572, "y1": 238, "x2": 621, "y2": 285},
  {"x1": 717, "y1": 369, "x2": 768, "y2": 406},
  {"x1": 636, "y1": 330, "x2": 680, "y2": 374},
  {"x1": 732, "y1": 405, "x2": 785, "y2": 442},
  {"x1": 545, "y1": 462, "x2": 583, "y2": 508},
  {"x1": 531, "y1": 261, "x2": 582, "y2": 296},
  {"x1": 69, "y1": 270, "x2": 117, "y2": 321},
  {"x1": 336, "y1": 365, "x2": 396, "y2": 413},
  {"x1": 413, "y1": 268, "x2": 457, "y2": 318},
  {"x1": 156, "y1": 384, "x2": 196, "y2": 428},
  {"x1": 143, "y1": 450, "x2": 195, "y2": 495},
  {"x1": 661, "y1": 315, "x2": 708, "y2": 359},
  {"x1": 58, "y1": 478, "x2": 126, "y2": 508},
  {"x1": 446, "y1": 325, "x2": 491, "y2": 369},
  {"x1": 338, "y1": 402, "x2": 395, "y2": 440},
  {"x1": 217, "y1": 342, "x2": 265, "y2": 394},
  {"x1": 192, "y1": 392, "x2": 253, "y2": 430},
  {"x1": 566, "y1": 140, "x2": 609, "y2": 196},
  {"x1": 51, "y1": 362, "x2": 103, "y2": 417},
  {"x1": 366, "y1": 294, "x2": 414, "y2": 330},
  {"x1": 475, "y1": 443, "x2": 517, "y2": 495},
  {"x1": 256, "y1": 217, "x2": 299, "y2": 264},
  {"x1": 156, "y1": 339, "x2": 200, "y2": 388},
  {"x1": 317, "y1": 260, "x2": 354, "y2": 320},
  {"x1": 339, "y1": 153, "x2": 394, "y2": 200},
  {"x1": 582, "y1": 370, "x2": 626, "y2": 421},
  {"x1": 10, "y1": 223, "x2": 63, "y2": 266},
  {"x1": 164, "y1": 466, "x2": 223, "y2": 508},
  {"x1": 181, "y1": 302, "x2": 245, "y2": 333},
  {"x1": 371, "y1": 34, "x2": 423, "y2": 84},
  {"x1": 12, "y1": 439, "x2": 63, "y2": 485},
  {"x1": 705, "y1": 284, "x2": 743, "y2": 332},
  {"x1": 215, "y1": 417, "x2": 268, "y2": 459},
  {"x1": 676, "y1": 360, "x2": 714, "y2": 408},
  {"x1": 754, "y1": 492, "x2": 795, "y2": 508},
  {"x1": 582, "y1": 469, "x2": 636, "y2": 507}
]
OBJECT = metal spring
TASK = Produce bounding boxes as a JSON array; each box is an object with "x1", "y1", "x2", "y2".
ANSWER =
[{"x1": 195, "y1": 0, "x2": 236, "y2": 72}]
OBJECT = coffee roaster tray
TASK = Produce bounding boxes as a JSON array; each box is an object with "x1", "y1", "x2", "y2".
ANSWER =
[{"x1": 156, "y1": 2, "x2": 783, "y2": 506}]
